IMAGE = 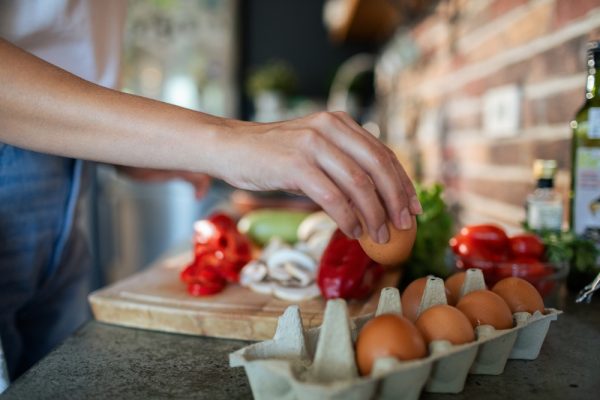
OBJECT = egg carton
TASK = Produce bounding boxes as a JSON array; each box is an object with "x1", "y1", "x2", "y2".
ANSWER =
[{"x1": 229, "y1": 269, "x2": 561, "y2": 399}]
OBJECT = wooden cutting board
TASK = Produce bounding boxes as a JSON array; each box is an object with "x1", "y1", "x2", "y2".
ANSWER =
[{"x1": 89, "y1": 252, "x2": 400, "y2": 341}]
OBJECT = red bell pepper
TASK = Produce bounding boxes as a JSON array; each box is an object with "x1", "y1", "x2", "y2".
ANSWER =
[
  {"x1": 181, "y1": 261, "x2": 226, "y2": 296},
  {"x1": 317, "y1": 229, "x2": 384, "y2": 300},
  {"x1": 181, "y1": 212, "x2": 252, "y2": 296}
]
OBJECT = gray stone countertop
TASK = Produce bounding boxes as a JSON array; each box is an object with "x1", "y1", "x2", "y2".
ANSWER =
[{"x1": 2, "y1": 292, "x2": 599, "y2": 400}]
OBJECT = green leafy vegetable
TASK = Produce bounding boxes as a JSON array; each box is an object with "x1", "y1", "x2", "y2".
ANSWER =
[
  {"x1": 522, "y1": 225, "x2": 600, "y2": 291},
  {"x1": 403, "y1": 183, "x2": 454, "y2": 284},
  {"x1": 522, "y1": 226, "x2": 599, "y2": 274}
]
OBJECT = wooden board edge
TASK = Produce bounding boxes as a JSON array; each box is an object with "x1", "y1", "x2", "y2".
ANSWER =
[{"x1": 89, "y1": 294, "x2": 275, "y2": 341}]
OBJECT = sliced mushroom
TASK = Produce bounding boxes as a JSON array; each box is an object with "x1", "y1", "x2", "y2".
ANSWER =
[
  {"x1": 293, "y1": 241, "x2": 311, "y2": 255},
  {"x1": 240, "y1": 260, "x2": 268, "y2": 286},
  {"x1": 297, "y1": 211, "x2": 337, "y2": 242},
  {"x1": 248, "y1": 281, "x2": 276, "y2": 295},
  {"x1": 260, "y1": 237, "x2": 289, "y2": 260},
  {"x1": 273, "y1": 283, "x2": 321, "y2": 302},
  {"x1": 268, "y1": 264, "x2": 293, "y2": 282},
  {"x1": 304, "y1": 230, "x2": 335, "y2": 261},
  {"x1": 267, "y1": 248, "x2": 317, "y2": 273},
  {"x1": 283, "y1": 262, "x2": 313, "y2": 287}
]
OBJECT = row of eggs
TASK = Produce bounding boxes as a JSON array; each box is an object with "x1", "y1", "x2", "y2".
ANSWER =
[{"x1": 356, "y1": 273, "x2": 545, "y2": 375}]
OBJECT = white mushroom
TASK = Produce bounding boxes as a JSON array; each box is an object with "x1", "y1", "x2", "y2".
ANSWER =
[
  {"x1": 260, "y1": 237, "x2": 289, "y2": 260},
  {"x1": 267, "y1": 248, "x2": 317, "y2": 273},
  {"x1": 297, "y1": 211, "x2": 337, "y2": 242},
  {"x1": 239, "y1": 260, "x2": 268, "y2": 286},
  {"x1": 248, "y1": 281, "x2": 276, "y2": 295},
  {"x1": 273, "y1": 283, "x2": 321, "y2": 302},
  {"x1": 304, "y1": 230, "x2": 335, "y2": 261},
  {"x1": 283, "y1": 262, "x2": 313, "y2": 287},
  {"x1": 268, "y1": 264, "x2": 293, "y2": 282},
  {"x1": 293, "y1": 241, "x2": 311, "y2": 254},
  {"x1": 242, "y1": 239, "x2": 321, "y2": 300}
]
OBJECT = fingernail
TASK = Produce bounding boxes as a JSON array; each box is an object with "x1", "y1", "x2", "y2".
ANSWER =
[
  {"x1": 410, "y1": 195, "x2": 423, "y2": 214},
  {"x1": 392, "y1": 211, "x2": 403, "y2": 230},
  {"x1": 400, "y1": 208, "x2": 412, "y2": 230},
  {"x1": 353, "y1": 225, "x2": 363, "y2": 239},
  {"x1": 377, "y1": 224, "x2": 389, "y2": 244}
]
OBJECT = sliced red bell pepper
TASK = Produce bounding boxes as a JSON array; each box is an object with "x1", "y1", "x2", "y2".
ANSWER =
[
  {"x1": 317, "y1": 229, "x2": 384, "y2": 300},
  {"x1": 183, "y1": 212, "x2": 252, "y2": 296},
  {"x1": 181, "y1": 260, "x2": 227, "y2": 296}
]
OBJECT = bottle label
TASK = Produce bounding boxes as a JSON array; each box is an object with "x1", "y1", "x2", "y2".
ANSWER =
[
  {"x1": 589, "y1": 107, "x2": 600, "y2": 138},
  {"x1": 528, "y1": 202, "x2": 562, "y2": 231},
  {"x1": 573, "y1": 147, "x2": 600, "y2": 235}
]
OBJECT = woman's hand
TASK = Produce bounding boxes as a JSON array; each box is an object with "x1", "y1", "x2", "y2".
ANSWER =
[{"x1": 212, "y1": 112, "x2": 422, "y2": 244}]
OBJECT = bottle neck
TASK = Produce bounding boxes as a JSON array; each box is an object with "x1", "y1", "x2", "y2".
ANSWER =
[
  {"x1": 536, "y1": 178, "x2": 554, "y2": 189},
  {"x1": 586, "y1": 53, "x2": 600, "y2": 101}
]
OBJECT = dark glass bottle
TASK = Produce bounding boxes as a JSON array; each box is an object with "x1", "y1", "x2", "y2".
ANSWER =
[
  {"x1": 570, "y1": 41, "x2": 600, "y2": 243},
  {"x1": 568, "y1": 41, "x2": 600, "y2": 292}
]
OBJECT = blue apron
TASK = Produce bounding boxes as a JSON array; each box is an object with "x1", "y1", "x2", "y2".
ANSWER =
[{"x1": 0, "y1": 143, "x2": 91, "y2": 379}]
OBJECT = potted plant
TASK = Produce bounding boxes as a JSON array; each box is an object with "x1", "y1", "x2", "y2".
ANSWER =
[{"x1": 246, "y1": 60, "x2": 297, "y2": 122}]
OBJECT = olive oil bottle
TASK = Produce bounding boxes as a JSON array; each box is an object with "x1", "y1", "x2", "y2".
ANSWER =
[{"x1": 570, "y1": 41, "x2": 600, "y2": 243}]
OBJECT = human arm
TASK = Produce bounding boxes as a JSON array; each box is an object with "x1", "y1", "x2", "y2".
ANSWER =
[
  {"x1": 0, "y1": 37, "x2": 421, "y2": 243},
  {"x1": 117, "y1": 166, "x2": 212, "y2": 199}
]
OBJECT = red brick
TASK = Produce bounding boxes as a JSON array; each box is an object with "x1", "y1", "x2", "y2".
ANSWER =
[
  {"x1": 545, "y1": 89, "x2": 584, "y2": 125},
  {"x1": 531, "y1": 138, "x2": 572, "y2": 169},
  {"x1": 463, "y1": 0, "x2": 555, "y2": 65},
  {"x1": 522, "y1": 97, "x2": 537, "y2": 129},
  {"x1": 536, "y1": 37, "x2": 586, "y2": 79},
  {"x1": 490, "y1": 0, "x2": 529, "y2": 19},
  {"x1": 487, "y1": 141, "x2": 532, "y2": 166},
  {"x1": 554, "y1": 0, "x2": 600, "y2": 29},
  {"x1": 459, "y1": 177, "x2": 531, "y2": 208},
  {"x1": 589, "y1": 28, "x2": 600, "y2": 40},
  {"x1": 445, "y1": 111, "x2": 481, "y2": 131},
  {"x1": 453, "y1": 37, "x2": 586, "y2": 100},
  {"x1": 448, "y1": 141, "x2": 490, "y2": 165},
  {"x1": 522, "y1": 87, "x2": 584, "y2": 128}
]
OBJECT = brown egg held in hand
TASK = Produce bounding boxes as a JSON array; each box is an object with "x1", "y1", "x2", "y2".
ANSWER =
[
  {"x1": 401, "y1": 276, "x2": 451, "y2": 322},
  {"x1": 445, "y1": 272, "x2": 466, "y2": 306},
  {"x1": 456, "y1": 290, "x2": 513, "y2": 330},
  {"x1": 416, "y1": 305, "x2": 475, "y2": 345},
  {"x1": 356, "y1": 314, "x2": 427, "y2": 376},
  {"x1": 492, "y1": 277, "x2": 545, "y2": 314},
  {"x1": 359, "y1": 216, "x2": 417, "y2": 267}
]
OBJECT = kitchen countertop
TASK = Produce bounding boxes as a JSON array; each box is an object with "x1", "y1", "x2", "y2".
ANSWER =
[{"x1": 2, "y1": 292, "x2": 599, "y2": 400}]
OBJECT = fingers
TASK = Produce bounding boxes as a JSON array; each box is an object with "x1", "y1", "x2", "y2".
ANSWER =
[
  {"x1": 307, "y1": 112, "x2": 420, "y2": 231},
  {"x1": 295, "y1": 166, "x2": 361, "y2": 239},
  {"x1": 310, "y1": 135, "x2": 389, "y2": 243},
  {"x1": 332, "y1": 111, "x2": 422, "y2": 218}
]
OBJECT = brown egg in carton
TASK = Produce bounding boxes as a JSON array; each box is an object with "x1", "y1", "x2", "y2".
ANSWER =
[{"x1": 229, "y1": 268, "x2": 561, "y2": 400}]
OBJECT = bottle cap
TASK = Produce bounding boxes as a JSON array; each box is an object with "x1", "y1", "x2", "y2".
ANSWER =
[
  {"x1": 587, "y1": 41, "x2": 600, "y2": 65},
  {"x1": 533, "y1": 159, "x2": 557, "y2": 180},
  {"x1": 587, "y1": 41, "x2": 600, "y2": 53}
]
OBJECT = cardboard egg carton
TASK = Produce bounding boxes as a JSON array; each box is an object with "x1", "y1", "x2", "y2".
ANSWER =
[{"x1": 229, "y1": 268, "x2": 561, "y2": 399}]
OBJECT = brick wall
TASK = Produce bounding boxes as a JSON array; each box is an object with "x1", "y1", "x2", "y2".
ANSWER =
[{"x1": 377, "y1": 0, "x2": 600, "y2": 229}]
